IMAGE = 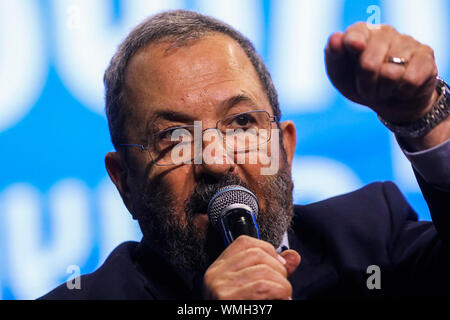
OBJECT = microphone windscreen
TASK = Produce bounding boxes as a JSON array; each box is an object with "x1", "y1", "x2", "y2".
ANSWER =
[{"x1": 207, "y1": 185, "x2": 259, "y2": 231}]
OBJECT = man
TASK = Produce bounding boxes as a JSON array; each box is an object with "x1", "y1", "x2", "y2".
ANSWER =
[{"x1": 41, "y1": 10, "x2": 449, "y2": 299}]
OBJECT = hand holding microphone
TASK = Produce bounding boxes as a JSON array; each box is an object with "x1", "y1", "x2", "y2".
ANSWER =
[{"x1": 203, "y1": 185, "x2": 301, "y2": 300}]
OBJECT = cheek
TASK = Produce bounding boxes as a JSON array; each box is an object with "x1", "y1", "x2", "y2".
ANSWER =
[
  {"x1": 159, "y1": 167, "x2": 210, "y2": 233},
  {"x1": 238, "y1": 154, "x2": 287, "y2": 211},
  {"x1": 237, "y1": 163, "x2": 268, "y2": 196},
  {"x1": 155, "y1": 166, "x2": 193, "y2": 210}
]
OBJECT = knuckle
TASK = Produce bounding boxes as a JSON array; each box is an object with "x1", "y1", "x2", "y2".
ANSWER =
[
  {"x1": 283, "y1": 286, "x2": 293, "y2": 299},
  {"x1": 243, "y1": 240, "x2": 276, "y2": 257},
  {"x1": 422, "y1": 44, "x2": 433, "y2": 52},
  {"x1": 251, "y1": 280, "x2": 291, "y2": 300},
  {"x1": 381, "y1": 65, "x2": 403, "y2": 81},
  {"x1": 276, "y1": 279, "x2": 292, "y2": 298},
  {"x1": 203, "y1": 280, "x2": 218, "y2": 299},
  {"x1": 345, "y1": 22, "x2": 360, "y2": 32},
  {"x1": 422, "y1": 45, "x2": 435, "y2": 58},
  {"x1": 381, "y1": 24, "x2": 395, "y2": 32},
  {"x1": 345, "y1": 22, "x2": 368, "y2": 35},
  {"x1": 354, "y1": 21, "x2": 367, "y2": 28},
  {"x1": 259, "y1": 261, "x2": 287, "y2": 278},
  {"x1": 399, "y1": 33, "x2": 415, "y2": 43},
  {"x1": 260, "y1": 240, "x2": 277, "y2": 255},
  {"x1": 253, "y1": 280, "x2": 271, "y2": 294},
  {"x1": 403, "y1": 71, "x2": 420, "y2": 87},
  {"x1": 235, "y1": 235, "x2": 256, "y2": 246},
  {"x1": 215, "y1": 287, "x2": 230, "y2": 300},
  {"x1": 247, "y1": 247, "x2": 266, "y2": 260},
  {"x1": 360, "y1": 57, "x2": 379, "y2": 73},
  {"x1": 279, "y1": 264, "x2": 288, "y2": 277},
  {"x1": 203, "y1": 269, "x2": 214, "y2": 285},
  {"x1": 217, "y1": 292, "x2": 231, "y2": 300},
  {"x1": 234, "y1": 235, "x2": 251, "y2": 247},
  {"x1": 284, "y1": 280, "x2": 293, "y2": 294},
  {"x1": 254, "y1": 264, "x2": 273, "y2": 276},
  {"x1": 431, "y1": 66, "x2": 438, "y2": 78},
  {"x1": 356, "y1": 21, "x2": 367, "y2": 30},
  {"x1": 204, "y1": 265, "x2": 226, "y2": 285}
]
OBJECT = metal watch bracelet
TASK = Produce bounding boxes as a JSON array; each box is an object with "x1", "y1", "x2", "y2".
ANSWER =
[{"x1": 378, "y1": 77, "x2": 450, "y2": 138}]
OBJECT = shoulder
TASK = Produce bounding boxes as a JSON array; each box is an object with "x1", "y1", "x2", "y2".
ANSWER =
[
  {"x1": 39, "y1": 241, "x2": 148, "y2": 300},
  {"x1": 291, "y1": 181, "x2": 421, "y2": 261},
  {"x1": 294, "y1": 181, "x2": 418, "y2": 226}
]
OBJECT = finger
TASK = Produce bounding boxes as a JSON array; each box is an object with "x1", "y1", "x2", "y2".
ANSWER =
[
  {"x1": 342, "y1": 22, "x2": 370, "y2": 55},
  {"x1": 325, "y1": 31, "x2": 359, "y2": 102},
  {"x1": 216, "y1": 235, "x2": 278, "y2": 261},
  {"x1": 356, "y1": 25, "x2": 398, "y2": 103},
  {"x1": 228, "y1": 279, "x2": 291, "y2": 300},
  {"x1": 279, "y1": 249, "x2": 301, "y2": 277},
  {"x1": 232, "y1": 264, "x2": 292, "y2": 290},
  {"x1": 377, "y1": 34, "x2": 417, "y2": 101},
  {"x1": 214, "y1": 246, "x2": 288, "y2": 278},
  {"x1": 325, "y1": 32, "x2": 345, "y2": 60},
  {"x1": 397, "y1": 47, "x2": 437, "y2": 101}
]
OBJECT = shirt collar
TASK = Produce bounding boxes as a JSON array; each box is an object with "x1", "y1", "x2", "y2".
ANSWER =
[{"x1": 277, "y1": 231, "x2": 290, "y2": 253}]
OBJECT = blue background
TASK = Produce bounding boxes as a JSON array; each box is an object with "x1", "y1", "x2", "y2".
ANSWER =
[{"x1": 0, "y1": 0, "x2": 449, "y2": 299}]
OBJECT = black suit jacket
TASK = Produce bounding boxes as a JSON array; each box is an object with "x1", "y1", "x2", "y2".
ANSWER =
[{"x1": 40, "y1": 173, "x2": 450, "y2": 299}]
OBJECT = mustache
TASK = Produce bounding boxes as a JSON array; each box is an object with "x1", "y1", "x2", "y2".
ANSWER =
[{"x1": 184, "y1": 174, "x2": 252, "y2": 218}]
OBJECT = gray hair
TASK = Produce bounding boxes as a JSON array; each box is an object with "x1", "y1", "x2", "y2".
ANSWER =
[{"x1": 104, "y1": 9, "x2": 281, "y2": 150}]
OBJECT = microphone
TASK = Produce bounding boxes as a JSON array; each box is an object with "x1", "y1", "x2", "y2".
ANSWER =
[{"x1": 207, "y1": 185, "x2": 260, "y2": 246}]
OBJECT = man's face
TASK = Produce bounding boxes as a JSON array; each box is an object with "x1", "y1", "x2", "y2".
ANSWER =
[{"x1": 107, "y1": 33, "x2": 297, "y2": 270}]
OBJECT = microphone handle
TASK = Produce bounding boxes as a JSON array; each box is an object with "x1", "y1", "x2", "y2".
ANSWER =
[{"x1": 220, "y1": 208, "x2": 260, "y2": 246}]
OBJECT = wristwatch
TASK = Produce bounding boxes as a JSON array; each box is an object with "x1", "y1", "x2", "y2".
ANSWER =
[{"x1": 378, "y1": 77, "x2": 450, "y2": 138}]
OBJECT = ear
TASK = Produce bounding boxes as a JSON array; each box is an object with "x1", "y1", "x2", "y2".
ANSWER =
[
  {"x1": 280, "y1": 120, "x2": 297, "y2": 168},
  {"x1": 105, "y1": 152, "x2": 132, "y2": 207}
]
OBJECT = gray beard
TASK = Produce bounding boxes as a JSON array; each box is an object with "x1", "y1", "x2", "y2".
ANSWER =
[{"x1": 136, "y1": 163, "x2": 294, "y2": 272}]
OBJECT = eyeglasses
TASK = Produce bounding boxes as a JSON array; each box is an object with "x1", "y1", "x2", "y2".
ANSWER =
[{"x1": 120, "y1": 110, "x2": 278, "y2": 166}]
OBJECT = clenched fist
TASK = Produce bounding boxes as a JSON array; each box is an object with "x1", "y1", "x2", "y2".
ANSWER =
[
  {"x1": 203, "y1": 236, "x2": 301, "y2": 300},
  {"x1": 325, "y1": 22, "x2": 438, "y2": 125}
]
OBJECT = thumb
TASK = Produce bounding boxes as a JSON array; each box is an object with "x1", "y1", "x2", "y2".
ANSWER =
[{"x1": 279, "y1": 249, "x2": 301, "y2": 277}]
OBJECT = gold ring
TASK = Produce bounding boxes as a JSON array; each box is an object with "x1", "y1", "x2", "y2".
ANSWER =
[{"x1": 387, "y1": 56, "x2": 407, "y2": 66}]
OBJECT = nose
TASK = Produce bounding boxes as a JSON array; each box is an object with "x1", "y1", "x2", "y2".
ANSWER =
[{"x1": 194, "y1": 128, "x2": 236, "y2": 178}]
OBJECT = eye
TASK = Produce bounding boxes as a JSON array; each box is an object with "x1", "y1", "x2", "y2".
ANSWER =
[
  {"x1": 231, "y1": 114, "x2": 256, "y2": 128},
  {"x1": 235, "y1": 115, "x2": 249, "y2": 126},
  {"x1": 157, "y1": 128, "x2": 176, "y2": 141},
  {"x1": 154, "y1": 127, "x2": 193, "y2": 151}
]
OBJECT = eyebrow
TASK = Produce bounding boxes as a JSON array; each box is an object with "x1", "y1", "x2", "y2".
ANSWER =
[
  {"x1": 149, "y1": 93, "x2": 259, "y2": 128},
  {"x1": 151, "y1": 110, "x2": 194, "y2": 124},
  {"x1": 219, "y1": 93, "x2": 258, "y2": 111}
]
